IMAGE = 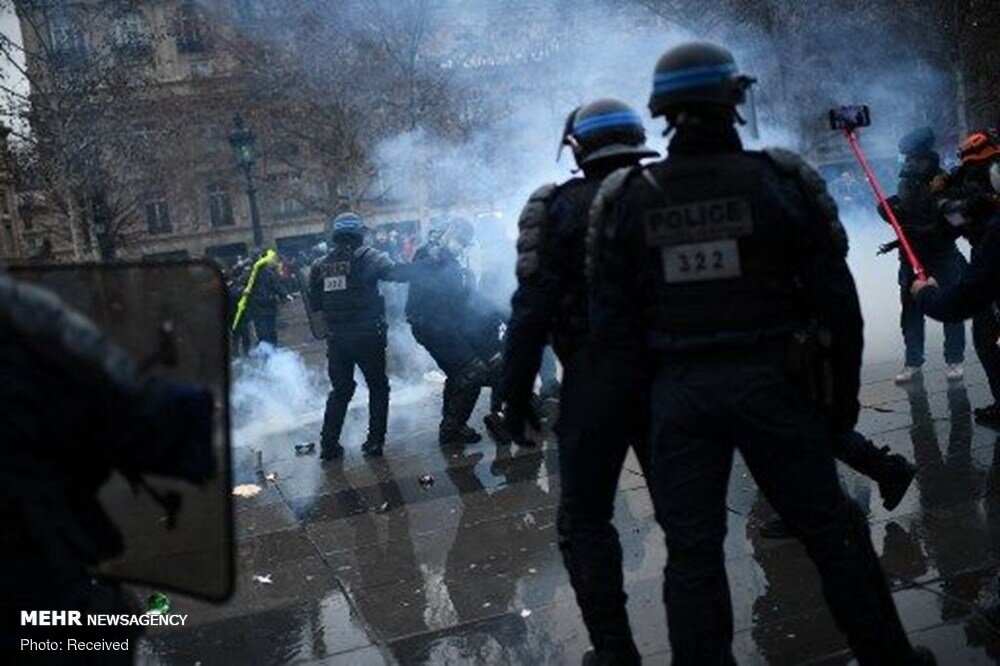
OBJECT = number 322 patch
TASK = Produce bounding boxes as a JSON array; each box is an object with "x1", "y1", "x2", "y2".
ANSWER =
[
  {"x1": 324, "y1": 275, "x2": 347, "y2": 291},
  {"x1": 662, "y1": 239, "x2": 741, "y2": 283}
]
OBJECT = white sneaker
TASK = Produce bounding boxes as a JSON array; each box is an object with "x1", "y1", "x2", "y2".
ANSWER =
[
  {"x1": 894, "y1": 366, "x2": 922, "y2": 384},
  {"x1": 946, "y1": 363, "x2": 964, "y2": 381}
]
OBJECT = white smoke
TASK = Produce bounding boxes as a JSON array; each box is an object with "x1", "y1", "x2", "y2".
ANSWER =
[
  {"x1": 228, "y1": 1, "x2": 964, "y2": 442},
  {"x1": 230, "y1": 338, "x2": 450, "y2": 449},
  {"x1": 230, "y1": 343, "x2": 328, "y2": 446}
]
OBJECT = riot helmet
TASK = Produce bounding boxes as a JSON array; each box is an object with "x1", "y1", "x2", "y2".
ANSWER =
[
  {"x1": 648, "y1": 42, "x2": 755, "y2": 123},
  {"x1": 560, "y1": 99, "x2": 657, "y2": 168},
  {"x1": 329, "y1": 211, "x2": 365, "y2": 244}
]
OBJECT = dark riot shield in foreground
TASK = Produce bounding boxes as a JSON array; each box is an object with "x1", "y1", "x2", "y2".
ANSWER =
[
  {"x1": 299, "y1": 265, "x2": 327, "y2": 340},
  {"x1": 10, "y1": 260, "x2": 234, "y2": 602}
]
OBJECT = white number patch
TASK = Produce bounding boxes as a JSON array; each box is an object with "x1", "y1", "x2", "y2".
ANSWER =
[
  {"x1": 324, "y1": 276, "x2": 347, "y2": 291},
  {"x1": 662, "y1": 240, "x2": 741, "y2": 283}
]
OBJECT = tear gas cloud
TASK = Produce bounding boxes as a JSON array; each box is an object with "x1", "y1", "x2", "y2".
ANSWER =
[
  {"x1": 370, "y1": 0, "x2": 960, "y2": 366},
  {"x1": 232, "y1": 0, "x2": 963, "y2": 436}
]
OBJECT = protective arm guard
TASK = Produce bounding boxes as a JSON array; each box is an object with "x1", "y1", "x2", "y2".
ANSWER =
[
  {"x1": 766, "y1": 148, "x2": 862, "y2": 431},
  {"x1": 586, "y1": 166, "x2": 645, "y2": 350},
  {"x1": 500, "y1": 183, "x2": 559, "y2": 407}
]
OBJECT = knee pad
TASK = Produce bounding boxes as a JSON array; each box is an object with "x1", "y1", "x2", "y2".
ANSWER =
[{"x1": 332, "y1": 380, "x2": 357, "y2": 402}]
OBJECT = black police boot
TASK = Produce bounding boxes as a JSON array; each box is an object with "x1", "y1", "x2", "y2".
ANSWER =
[
  {"x1": 483, "y1": 412, "x2": 512, "y2": 445},
  {"x1": 873, "y1": 448, "x2": 916, "y2": 510},
  {"x1": 836, "y1": 432, "x2": 916, "y2": 511},
  {"x1": 320, "y1": 391, "x2": 350, "y2": 462},
  {"x1": 975, "y1": 403, "x2": 1000, "y2": 425},
  {"x1": 439, "y1": 423, "x2": 482, "y2": 446},
  {"x1": 361, "y1": 439, "x2": 384, "y2": 458},
  {"x1": 320, "y1": 442, "x2": 344, "y2": 461}
]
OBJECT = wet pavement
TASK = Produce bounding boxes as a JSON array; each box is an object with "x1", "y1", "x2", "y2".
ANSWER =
[{"x1": 137, "y1": 315, "x2": 1000, "y2": 664}]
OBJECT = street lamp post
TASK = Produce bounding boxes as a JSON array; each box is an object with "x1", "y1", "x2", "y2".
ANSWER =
[{"x1": 228, "y1": 113, "x2": 263, "y2": 248}]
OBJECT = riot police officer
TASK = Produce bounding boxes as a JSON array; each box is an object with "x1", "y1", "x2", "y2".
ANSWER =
[
  {"x1": 406, "y1": 219, "x2": 502, "y2": 445},
  {"x1": 588, "y1": 43, "x2": 930, "y2": 665},
  {"x1": 501, "y1": 99, "x2": 656, "y2": 664},
  {"x1": 308, "y1": 212, "x2": 416, "y2": 459}
]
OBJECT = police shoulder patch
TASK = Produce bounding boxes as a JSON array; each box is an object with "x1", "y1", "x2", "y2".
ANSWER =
[
  {"x1": 515, "y1": 183, "x2": 559, "y2": 282},
  {"x1": 763, "y1": 148, "x2": 848, "y2": 256}
]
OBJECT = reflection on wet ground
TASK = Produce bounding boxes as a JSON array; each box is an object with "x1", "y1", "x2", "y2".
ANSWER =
[{"x1": 140, "y1": 356, "x2": 1000, "y2": 664}]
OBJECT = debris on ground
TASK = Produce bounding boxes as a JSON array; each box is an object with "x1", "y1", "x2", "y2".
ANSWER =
[
  {"x1": 294, "y1": 442, "x2": 316, "y2": 455},
  {"x1": 265, "y1": 472, "x2": 278, "y2": 482},
  {"x1": 419, "y1": 473, "x2": 435, "y2": 490},
  {"x1": 145, "y1": 593, "x2": 171, "y2": 615},
  {"x1": 252, "y1": 574, "x2": 273, "y2": 585},
  {"x1": 520, "y1": 609, "x2": 532, "y2": 618},
  {"x1": 374, "y1": 501, "x2": 390, "y2": 514},
  {"x1": 232, "y1": 484, "x2": 262, "y2": 498}
]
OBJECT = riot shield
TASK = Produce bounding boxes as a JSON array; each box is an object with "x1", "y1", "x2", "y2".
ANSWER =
[
  {"x1": 299, "y1": 264, "x2": 327, "y2": 340},
  {"x1": 9, "y1": 260, "x2": 233, "y2": 602}
]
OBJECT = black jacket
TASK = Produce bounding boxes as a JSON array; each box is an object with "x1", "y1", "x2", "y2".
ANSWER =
[{"x1": 917, "y1": 214, "x2": 1000, "y2": 321}]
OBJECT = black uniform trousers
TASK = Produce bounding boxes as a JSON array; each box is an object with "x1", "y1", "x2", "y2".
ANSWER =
[
  {"x1": 321, "y1": 330, "x2": 389, "y2": 449},
  {"x1": 555, "y1": 344, "x2": 649, "y2": 656},
  {"x1": 650, "y1": 352, "x2": 912, "y2": 666},
  {"x1": 411, "y1": 321, "x2": 484, "y2": 429}
]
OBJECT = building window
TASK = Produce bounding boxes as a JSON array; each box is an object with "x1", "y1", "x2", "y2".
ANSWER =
[
  {"x1": 111, "y1": 11, "x2": 152, "y2": 58},
  {"x1": 145, "y1": 191, "x2": 171, "y2": 235},
  {"x1": 208, "y1": 183, "x2": 233, "y2": 227},
  {"x1": 48, "y1": 13, "x2": 86, "y2": 64},
  {"x1": 177, "y1": 1, "x2": 209, "y2": 54}
]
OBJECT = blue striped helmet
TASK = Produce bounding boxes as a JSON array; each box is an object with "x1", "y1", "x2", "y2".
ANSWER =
[
  {"x1": 563, "y1": 99, "x2": 657, "y2": 167},
  {"x1": 648, "y1": 42, "x2": 753, "y2": 118},
  {"x1": 330, "y1": 211, "x2": 364, "y2": 237}
]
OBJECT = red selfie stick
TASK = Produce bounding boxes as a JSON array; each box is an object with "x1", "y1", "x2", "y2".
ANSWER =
[{"x1": 842, "y1": 129, "x2": 927, "y2": 281}]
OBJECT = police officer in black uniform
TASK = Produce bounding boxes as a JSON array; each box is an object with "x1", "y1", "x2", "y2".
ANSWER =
[
  {"x1": 407, "y1": 219, "x2": 502, "y2": 445},
  {"x1": 588, "y1": 43, "x2": 931, "y2": 665},
  {"x1": 501, "y1": 99, "x2": 656, "y2": 664},
  {"x1": 308, "y1": 212, "x2": 416, "y2": 459}
]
